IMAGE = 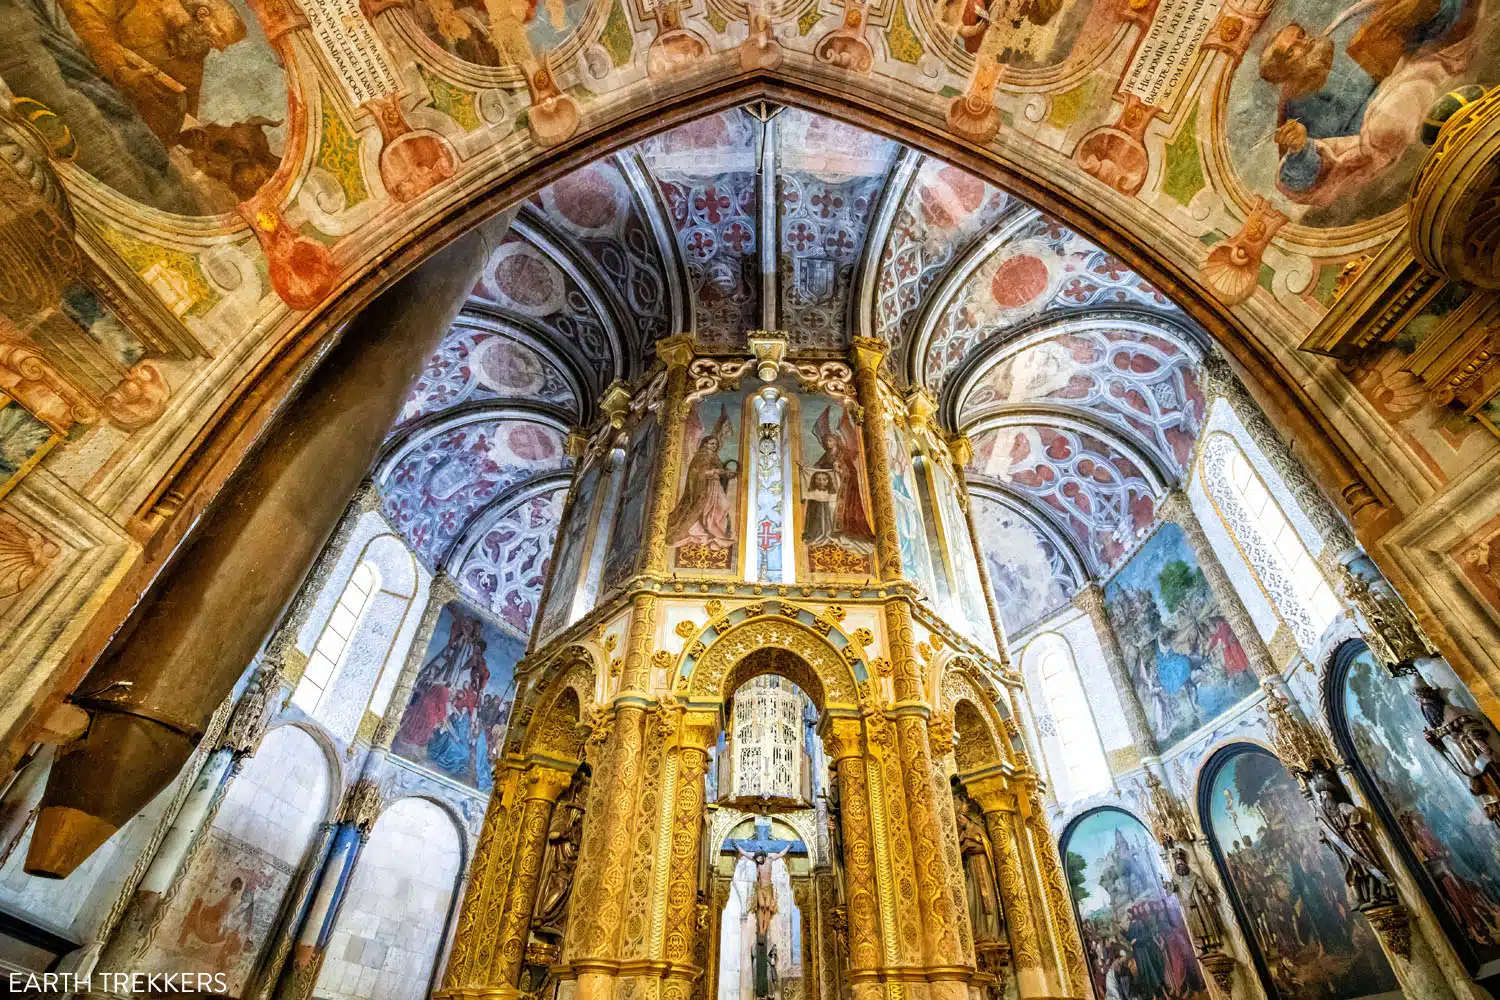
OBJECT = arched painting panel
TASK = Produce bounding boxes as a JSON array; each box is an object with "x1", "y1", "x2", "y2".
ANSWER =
[
  {"x1": 1060, "y1": 807, "x2": 1207, "y2": 1000},
  {"x1": 1330, "y1": 642, "x2": 1500, "y2": 973},
  {"x1": 1200, "y1": 744, "x2": 1399, "y2": 1000}
]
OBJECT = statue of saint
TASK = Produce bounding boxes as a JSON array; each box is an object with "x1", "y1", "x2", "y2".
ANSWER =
[
  {"x1": 1166, "y1": 846, "x2": 1224, "y2": 954},
  {"x1": 1305, "y1": 768, "x2": 1393, "y2": 908},
  {"x1": 533, "y1": 773, "x2": 588, "y2": 936},
  {"x1": 956, "y1": 798, "x2": 1003, "y2": 942}
]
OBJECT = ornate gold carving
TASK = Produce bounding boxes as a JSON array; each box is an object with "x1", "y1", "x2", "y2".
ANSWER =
[
  {"x1": 675, "y1": 619, "x2": 699, "y2": 639},
  {"x1": 1363, "y1": 902, "x2": 1412, "y2": 961},
  {"x1": 687, "y1": 617, "x2": 858, "y2": 706}
]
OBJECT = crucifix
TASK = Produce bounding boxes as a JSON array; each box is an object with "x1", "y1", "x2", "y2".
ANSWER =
[{"x1": 727, "y1": 817, "x2": 798, "y2": 1000}]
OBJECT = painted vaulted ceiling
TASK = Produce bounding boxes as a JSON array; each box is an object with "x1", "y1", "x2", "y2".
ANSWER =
[{"x1": 373, "y1": 105, "x2": 1210, "y2": 639}]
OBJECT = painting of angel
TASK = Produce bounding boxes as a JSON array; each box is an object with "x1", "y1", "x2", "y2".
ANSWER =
[{"x1": 669, "y1": 394, "x2": 741, "y2": 572}]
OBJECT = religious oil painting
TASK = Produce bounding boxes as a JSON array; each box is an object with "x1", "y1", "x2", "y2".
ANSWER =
[
  {"x1": 392, "y1": 601, "x2": 521, "y2": 792},
  {"x1": 0, "y1": 0, "x2": 288, "y2": 215},
  {"x1": 669, "y1": 391, "x2": 743, "y2": 575},
  {"x1": 798, "y1": 399, "x2": 875, "y2": 580},
  {"x1": 1336, "y1": 645, "x2": 1500, "y2": 966},
  {"x1": 1224, "y1": 0, "x2": 1500, "y2": 229},
  {"x1": 1062, "y1": 808, "x2": 1207, "y2": 1000},
  {"x1": 1205, "y1": 746, "x2": 1399, "y2": 1000},
  {"x1": 602, "y1": 409, "x2": 660, "y2": 592},
  {"x1": 537, "y1": 457, "x2": 601, "y2": 641},
  {"x1": 1104, "y1": 523, "x2": 1258, "y2": 747}
]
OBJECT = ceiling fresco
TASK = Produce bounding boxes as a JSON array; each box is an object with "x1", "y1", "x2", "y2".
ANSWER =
[
  {"x1": 362, "y1": 105, "x2": 1215, "y2": 637},
  {"x1": 955, "y1": 321, "x2": 1206, "y2": 474},
  {"x1": 453, "y1": 486, "x2": 569, "y2": 637},
  {"x1": 16, "y1": 0, "x2": 1484, "y2": 645},
  {"x1": 968, "y1": 422, "x2": 1161, "y2": 573}
]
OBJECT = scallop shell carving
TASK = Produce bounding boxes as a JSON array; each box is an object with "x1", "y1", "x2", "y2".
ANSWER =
[{"x1": 0, "y1": 515, "x2": 59, "y2": 599}]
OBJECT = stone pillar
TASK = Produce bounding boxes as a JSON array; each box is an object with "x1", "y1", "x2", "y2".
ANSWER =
[
  {"x1": 850, "y1": 338, "x2": 904, "y2": 582},
  {"x1": 823, "y1": 716, "x2": 884, "y2": 1000},
  {"x1": 490, "y1": 763, "x2": 577, "y2": 994},
  {"x1": 95, "y1": 666, "x2": 279, "y2": 976},
  {"x1": 370, "y1": 572, "x2": 461, "y2": 750},
  {"x1": 659, "y1": 705, "x2": 717, "y2": 1000},
  {"x1": 1018, "y1": 787, "x2": 1088, "y2": 998},
  {"x1": 948, "y1": 434, "x2": 1008, "y2": 653},
  {"x1": 1072, "y1": 583, "x2": 1158, "y2": 756},
  {"x1": 1158, "y1": 490, "x2": 1277, "y2": 679},
  {"x1": 643, "y1": 335, "x2": 697, "y2": 578},
  {"x1": 441, "y1": 761, "x2": 528, "y2": 996},
  {"x1": 1140, "y1": 770, "x2": 1247, "y2": 1000},
  {"x1": 275, "y1": 777, "x2": 384, "y2": 1000},
  {"x1": 30, "y1": 210, "x2": 515, "y2": 879}
]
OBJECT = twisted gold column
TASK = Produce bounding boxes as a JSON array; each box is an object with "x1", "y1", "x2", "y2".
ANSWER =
[
  {"x1": 491, "y1": 764, "x2": 577, "y2": 990},
  {"x1": 564, "y1": 702, "x2": 647, "y2": 1000},
  {"x1": 966, "y1": 776, "x2": 1054, "y2": 999},
  {"x1": 660, "y1": 709, "x2": 717, "y2": 1000},
  {"x1": 824, "y1": 717, "x2": 884, "y2": 1000},
  {"x1": 851, "y1": 338, "x2": 903, "y2": 582},
  {"x1": 1020, "y1": 789, "x2": 1088, "y2": 997},
  {"x1": 644, "y1": 335, "x2": 696, "y2": 578},
  {"x1": 440, "y1": 762, "x2": 527, "y2": 998}
]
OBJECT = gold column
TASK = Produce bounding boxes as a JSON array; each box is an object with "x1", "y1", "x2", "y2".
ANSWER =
[
  {"x1": 824, "y1": 716, "x2": 884, "y2": 1000},
  {"x1": 885, "y1": 601, "x2": 970, "y2": 997},
  {"x1": 967, "y1": 772, "x2": 1087, "y2": 1000},
  {"x1": 491, "y1": 763, "x2": 577, "y2": 991},
  {"x1": 441, "y1": 761, "x2": 527, "y2": 997},
  {"x1": 1019, "y1": 787, "x2": 1088, "y2": 997},
  {"x1": 644, "y1": 334, "x2": 696, "y2": 578},
  {"x1": 851, "y1": 337, "x2": 903, "y2": 582},
  {"x1": 660, "y1": 708, "x2": 717, "y2": 1000},
  {"x1": 864, "y1": 707, "x2": 925, "y2": 979}
]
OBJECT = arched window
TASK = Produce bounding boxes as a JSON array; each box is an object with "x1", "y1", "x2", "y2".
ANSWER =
[
  {"x1": 292, "y1": 561, "x2": 379, "y2": 715},
  {"x1": 1201, "y1": 432, "x2": 1339, "y2": 651},
  {"x1": 1023, "y1": 634, "x2": 1110, "y2": 801}
]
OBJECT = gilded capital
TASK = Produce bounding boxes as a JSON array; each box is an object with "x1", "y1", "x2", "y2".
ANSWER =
[
  {"x1": 657, "y1": 333, "x2": 697, "y2": 368},
  {"x1": 850, "y1": 337, "x2": 888, "y2": 370}
]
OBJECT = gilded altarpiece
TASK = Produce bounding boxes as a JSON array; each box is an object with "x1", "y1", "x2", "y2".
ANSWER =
[{"x1": 434, "y1": 337, "x2": 1086, "y2": 1000}]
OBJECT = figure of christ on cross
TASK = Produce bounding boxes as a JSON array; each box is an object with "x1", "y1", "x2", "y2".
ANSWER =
[{"x1": 727, "y1": 817, "x2": 798, "y2": 1000}]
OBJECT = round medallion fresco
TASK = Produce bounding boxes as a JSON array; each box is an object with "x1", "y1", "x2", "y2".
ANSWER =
[
  {"x1": 540, "y1": 162, "x2": 627, "y2": 238},
  {"x1": 482, "y1": 242, "x2": 567, "y2": 317}
]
